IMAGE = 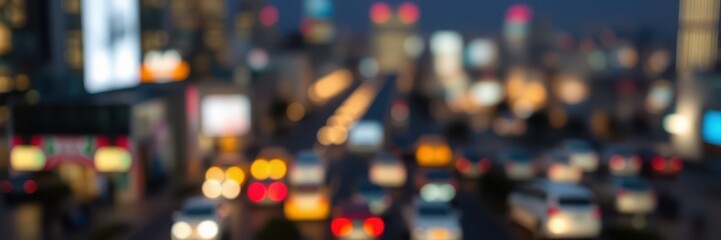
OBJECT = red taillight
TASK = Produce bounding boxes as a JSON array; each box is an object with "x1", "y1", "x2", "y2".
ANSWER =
[
  {"x1": 11, "y1": 136, "x2": 24, "y2": 146},
  {"x1": 652, "y1": 156, "x2": 666, "y2": 172},
  {"x1": 331, "y1": 218, "x2": 353, "y2": 236},
  {"x1": 610, "y1": 155, "x2": 625, "y2": 170},
  {"x1": 455, "y1": 158, "x2": 471, "y2": 173},
  {"x1": 547, "y1": 206, "x2": 560, "y2": 216},
  {"x1": 617, "y1": 189, "x2": 629, "y2": 198},
  {"x1": 115, "y1": 136, "x2": 130, "y2": 149},
  {"x1": 631, "y1": 156, "x2": 642, "y2": 169},
  {"x1": 247, "y1": 182, "x2": 267, "y2": 202},
  {"x1": 30, "y1": 135, "x2": 43, "y2": 146},
  {"x1": 95, "y1": 136, "x2": 110, "y2": 148},
  {"x1": 23, "y1": 180, "x2": 37, "y2": 194},
  {"x1": 364, "y1": 217, "x2": 385, "y2": 237},
  {"x1": 479, "y1": 158, "x2": 492, "y2": 173},
  {"x1": 1, "y1": 180, "x2": 12, "y2": 193},
  {"x1": 592, "y1": 207, "x2": 601, "y2": 219},
  {"x1": 670, "y1": 157, "x2": 683, "y2": 172},
  {"x1": 267, "y1": 182, "x2": 287, "y2": 202}
]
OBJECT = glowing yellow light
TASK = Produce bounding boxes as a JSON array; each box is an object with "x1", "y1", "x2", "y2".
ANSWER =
[
  {"x1": 217, "y1": 136, "x2": 238, "y2": 153},
  {"x1": 251, "y1": 159, "x2": 270, "y2": 180},
  {"x1": 225, "y1": 166, "x2": 245, "y2": 184},
  {"x1": 309, "y1": 69, "x2": 352, "y2": 104},
  {"x1": 202, "y1": 179, "x2": 222, "y2": 199},
  {"x1": 287, "y1": 103, "x2": 306, "y2": 122},
  {"x1": 416, "y1": 145, "x2": 434, "y2": 165},
  {"x1": 268, "y1": 159, "x2": 287, "y2": 180},
  {"x1": 94, "y1": 147, "x2": 132, "y2": 173},
  {"x1": 205, "y1": 167, "x2": 225, "y2": 181},
  {"x1": 221, "y1": 180, "x2": 241, "y2": 199},
  {"x1": 10, "y1": 146, "x2": 46, "y2": 171}
]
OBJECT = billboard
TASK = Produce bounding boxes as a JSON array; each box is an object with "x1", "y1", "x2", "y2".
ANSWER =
[
  {"x1": 82, "y1": 0, "x2": 141, "y2": 93},
  {"x1": 201, "y1": 95, "x2": 251, "y2": 137}
]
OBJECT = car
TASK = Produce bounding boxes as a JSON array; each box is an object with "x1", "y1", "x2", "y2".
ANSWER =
[
  {"x1": 454, "y1": 150, "x2": 492, "y2": 178},
  {"x1": 284, "y1": 185, "x2": 331, "y2": 221},
  {"x1": 1, "y1": 171, "x2": 68, "y2": 205},
  {"x1": 356, "y1": 180, "x2": 392, "y2": 215},
  {"x1": 203, "y1": 153, "x2": 247, "y2": 200},
  {"x1": 171, "y1": 197, "x2": 228, "y2": 240},
  {"x1": 331, "y1": 200, "x2": 385, "y2": 239},
  {"x1": 289, "y1": 150, "x2": 326, "y2": 186},
  {"x1": 414, "y1": 135, "x2": 453, "y2": 168},
  {"x1": 560, "y1": 139, "x2": 599, "y2": 173},
  {"x1": 637, "y1": 144, "x2": 683, "y2": 178},
  {"x1": 589, "y1": 176, "x2": 656, "y2": 215},
  {"x1": 497, "y1": 148, "x2": 536, "y2": 181},
  {"x1": 601, "y1": 146, "x2": 642, "y2": 176},
  {"x1": 403, "y1": 199, "x2": 462, "y2": 240},
  {"x1": 508, "y1": 180, "x2": 602, "y2": 239},
  {"x1": 348, "y1": 120, "x2": 385, "y2": 154},
  {"x1": 416, "y1": 169, "x2": 457, "y2": 203},
  {"x1": 539, "y1": 150, "x2": 583, "y2": 183},
  {"x1": 369, "y1": 151, "x2": 407, "y2": 188}
]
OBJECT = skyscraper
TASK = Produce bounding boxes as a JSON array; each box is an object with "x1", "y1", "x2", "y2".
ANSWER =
[{"x1": 676, "y1": 0, "x2": 720, "y2": 75}]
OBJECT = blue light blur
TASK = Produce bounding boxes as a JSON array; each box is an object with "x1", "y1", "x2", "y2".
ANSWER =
[{"x1": 702, "y1": 110, "x2": 721, "y2": 146}]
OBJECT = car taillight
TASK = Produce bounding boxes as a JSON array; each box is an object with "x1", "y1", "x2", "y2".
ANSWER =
[
  {"x1": 331, "y1": 218, "x2": 352, "y2": 236},
  {"x1": 652, "y1": 156, "x2": 666, "y2": 172},
  {"x1": 30, "y1": 135, "x2": 43, "y2": 146},
  {"x1": 592, "y1": 207, "x2": 601, "y2": 219},
  {"x1": 547, "y1": 206, "x2": 560, "y2": 216},
  {"x1": 116, "y1": 136, "x2": 130, "y2": 149},
  {"x1": 631, "y1": 156, "x2": 642, "y2": 169},
  {"x1": 95, "y1": 136, "x2": 110, "y2": 148},
  {"x1": 617, "y1": 189, "x2": 629, "y2": 198},
  {"x1": 610, "y1": 155, "x2": 625, "y2": 170},
  {"x1": 267, "y1": 182, "x2": 288, "y2": 202},
  {"x1": 12, "y1": 136, "x2": 23, "y2": 146},
  {"x1": 23, "y1": 180, "x2": 37, "y2": 194},
  {"x1": 363, "y1": 217, "x2": 384, "y2": 237},
  {"x1": 1, "y1": 180, "x2": 12, "y2": 193},
  {"x1": 670, "y1": 157, "x2": 683, "y2": 172},
  {"x1": 455, "y1": 158, "x2": 471, "y2": 173},
  {"x1": 479, "y1": 158, "x2": 492, "y2": 173},
  {"x1": 247, "y1": 182, "x2": 267, "y2": 202}
]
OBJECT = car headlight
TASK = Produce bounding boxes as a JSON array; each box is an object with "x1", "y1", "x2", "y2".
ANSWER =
[
  {"x1": 171, "y1": 221, "x2": 192, "y2": 239},
  {"x1": 197, "y1": 220, "x2": 219, "y2": 239}
]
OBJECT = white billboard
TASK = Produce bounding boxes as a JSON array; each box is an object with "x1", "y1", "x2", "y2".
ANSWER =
[
  {"x1": 201, "y1": 95, "x2": 251, "y2": 137},
  {"x1": 82, "y1": 0, "x2": 141, "y2": 93}
]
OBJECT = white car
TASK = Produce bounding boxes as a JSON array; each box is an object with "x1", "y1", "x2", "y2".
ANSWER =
[
  {"x1": 497, "y1": 149, "x2": 536, "y2": 181},
  {"x1": 590, "y1": 176, "x2": 656, "y2": 215},
  {"x1": 602, "y1": 147, "x2": 642, "y2": 176},
  {"x1": 172, "y1": 197, "x2": 227, "y2": 240},
  {"x1": 561, "y1": 139, "x2": 599, "y2": 172},
  {"x1": 289, "y1": 150, "x2": 326, "y2": 186},
  {"x1": 508, "y1": 181, "x2": 602, "y2": 239},
  {"x1": 348, "y1": 120, "x2": 384, "y2": 153},
  {"x1": 540, "y1": 150, "x2": 583, "y2": 183},
  {"x1": 404, "y1": 199, "x2": 462, "y2": 240},
  {"x1": 369, "y1": 152, "x2": 407, "y2": 188}
]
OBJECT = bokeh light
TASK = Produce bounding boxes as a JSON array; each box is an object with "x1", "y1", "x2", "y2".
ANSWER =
[
  {"x1": 260, "y1": 5, "x2": 279, "y2": 27},
  {"x1": 398, "y1": 2, "x2": 420, "y2": 24},
  {"x1": 370, "y1": 2, "x2": 392, "y2": 24}
]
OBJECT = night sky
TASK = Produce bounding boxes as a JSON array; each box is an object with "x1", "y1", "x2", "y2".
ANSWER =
[{"x1": 267, "y1": 0, "x2": 681, "y2": 44}]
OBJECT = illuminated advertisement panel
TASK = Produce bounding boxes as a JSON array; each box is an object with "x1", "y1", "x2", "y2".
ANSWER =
[
  {"x1": 201, "y1": 95, "x2": 251, "y2": 137},
  {"x1": 82, "y1": 0, "x2": 141, "y2": 93},
  {"x1": 702, "y1": 110, "x2": 721, "y2": 146}
]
